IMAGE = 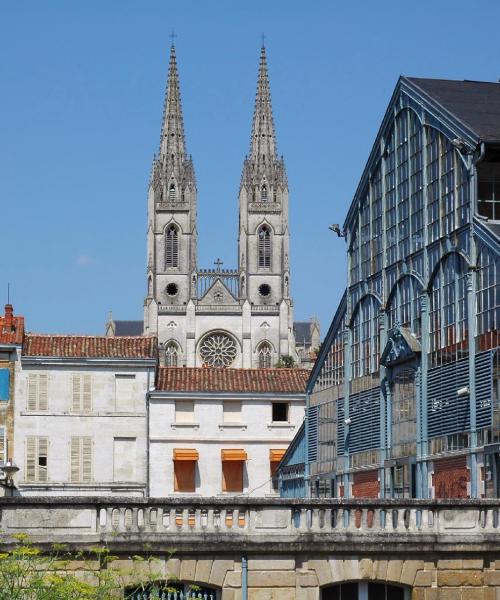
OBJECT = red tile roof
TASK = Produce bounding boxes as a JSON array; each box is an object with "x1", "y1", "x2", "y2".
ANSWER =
[
  {"x1": 23, "y1": 335, "x2": 157, "y2": 359},
  {"x1": 0, "y1": 305, "x2": 25, "y2": 345},
  {"x1": 156, "y1": 367, "x2": 309, "y2": 393}
]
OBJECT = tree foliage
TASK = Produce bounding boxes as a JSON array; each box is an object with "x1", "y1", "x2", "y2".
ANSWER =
[{"x1": 0, "y1": 534, "x2": 172, "y2": 600}]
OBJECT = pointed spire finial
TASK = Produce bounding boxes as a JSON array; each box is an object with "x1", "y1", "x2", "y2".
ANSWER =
[
  {"x1": 249, "y1": 43, "x2": 277, "y2": 163},
  {"x1": 170, "y1": 30, "x2": 177, "y2": 47},
  {"x1": 159, "y1": 41, "x2": 186, "y2": 161}
]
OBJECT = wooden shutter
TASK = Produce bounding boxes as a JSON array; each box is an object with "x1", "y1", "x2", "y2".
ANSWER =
[
  {"x1": 174, "y1": 460, "x2": 195, "y2": 492},
  {"x1": 72, "y1": 375, "x2": 92, "y2": 412},
  {"x1": 71, "y1": 437, "x2": 92, "y2": 482},
  {"x1": 82, "y1": 375, "x2": 92, "y2": 412},
  {"x1": 37, "y1": 437, "x2": 48, "y2": 482},
  {"x1": 222, "y1": 461, "x2": 243, "y2": 492},
  {"x1": 27, "y1": 374, "x2": 38, "y2": 411},
  {"x1": 26, "y1": 437, "x2": 36, "y2": 481},
  {"x1": 82, "y1": 437, "x2": 92, "y2": 482},
  {"x1": 70, "y1": 437, "x2": 81, "y2": 482},
  {"x1": 72, "y1": 375, "x2": 81, "y2": 411},
  {"x1": 38, "y1": 374, "x2": 48, "y2": 411}
]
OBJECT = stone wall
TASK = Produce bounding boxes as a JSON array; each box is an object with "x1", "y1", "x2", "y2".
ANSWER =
[{"x1": 1, "y1": 497, "x2": 500, "y2": 598}]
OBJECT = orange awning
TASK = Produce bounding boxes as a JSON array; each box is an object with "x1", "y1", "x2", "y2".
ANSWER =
[
  {"x1": 269, "y1": 449, "x2": 286, "y2": 462},
  {"x1": 173, "y1": 449, "x2": 199, "y2": 461},
  {"x1": 221, "y1": 449, "x2": 247, "y2": 462}
]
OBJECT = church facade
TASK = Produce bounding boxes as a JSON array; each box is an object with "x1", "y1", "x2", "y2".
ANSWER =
[{"x1": 143, "y1": 45, "x2": 297, "y2": 368}]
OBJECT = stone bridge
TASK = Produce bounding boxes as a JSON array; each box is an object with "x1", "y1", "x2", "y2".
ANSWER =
[{"x1": 1, "y1": 497, "x2": 500, "y2": 599}]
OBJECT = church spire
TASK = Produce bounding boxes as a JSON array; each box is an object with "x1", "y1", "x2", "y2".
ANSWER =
[
  {"x1": 159, "y1": 44, "x2": 187, "y2": 161},
  {"x1": 249, "y1": 45, "x2": 277, "y2": 164}
]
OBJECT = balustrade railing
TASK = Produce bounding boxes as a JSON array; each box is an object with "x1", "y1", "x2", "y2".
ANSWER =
[{"x1": 1, "y1": 498, "x2": 500, "y2": 541}]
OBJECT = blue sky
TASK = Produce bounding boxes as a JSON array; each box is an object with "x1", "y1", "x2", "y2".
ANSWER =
[{"x1": 1, "y1": 0, "x2": 500, "y2": 335}]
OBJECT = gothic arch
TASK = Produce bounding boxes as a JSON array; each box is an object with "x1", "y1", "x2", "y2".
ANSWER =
[
  {"x1": 164, "y1": 223, "x2": 180, "y2": 269},
  {"x1": 164, "y1": 340, "x2": 181, "y2": 367},
  {"x1": 162, "y1": 218, "x2": 184, "y2": 235},
  {"x1": 256, "y1": 340, "x2": 273, "y2": 368},
  {"x1": 257, "y1": 223, "x2": 272, "y2": 270}
]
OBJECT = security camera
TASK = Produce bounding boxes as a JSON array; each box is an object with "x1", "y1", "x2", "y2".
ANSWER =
[
  {"x1": 457, "y1": 386, "x2": 469, "y2": 397},
  {"x1": 344, "y1": 417, "x2": 352, "y2": 426}
]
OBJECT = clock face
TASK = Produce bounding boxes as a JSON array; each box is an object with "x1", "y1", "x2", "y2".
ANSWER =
[
  {"x1": 258, "y1": 283, "x2": 271, "y2": 297},
  {"x1": 166, "y1": 282, "x2": 179, "y2": 297}
]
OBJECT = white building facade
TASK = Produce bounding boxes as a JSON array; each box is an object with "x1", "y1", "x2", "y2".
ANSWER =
[
  {"x1": 143, "y1": 45, "x2": 297, "y2": 369},
  {"x1": 13, "y1": 335, "x2": 156, "y2": 497},
  {"x1": 148, "y1": 367, "x2": 307, "y2": 497}
]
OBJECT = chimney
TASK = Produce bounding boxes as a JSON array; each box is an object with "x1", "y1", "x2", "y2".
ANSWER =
[{"x1": 3, "y1": 304, "x2": 14, "y2": 332}]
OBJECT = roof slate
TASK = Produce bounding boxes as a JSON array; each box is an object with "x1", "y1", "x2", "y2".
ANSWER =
[
  {"x1": 23, "y1": 335, "x2": 157, "y2": 359},
  {"x1": 156, "y1": 367, "x2": 309, "y2": 393},
  {"x1": 406, "y1": 77, "x2": 500, "y2": 142},
  {"x1": 294, "y1": 321, "x2": 312, "y2": 345},
  {"x1": 114, "y1": 320, "x2": 144, "y2": 336}
]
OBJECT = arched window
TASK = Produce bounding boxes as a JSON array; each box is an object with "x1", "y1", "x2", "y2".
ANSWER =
[
  {"x1": 261, "y1": 184, "x2": 268, "y2": 201},
  {"x1": 258, "y1": 225, "x2": 271, "y2": 269},
  {"x1": 322, "y1": 582, "x2": 409, "y2": 600},
  {"x1": 429, "y1": 253, "x2": 469, "y2": 367},
  {"x1": 258, "y1": 342, "x2": 272, "y2": 368},
  {"x1": 351, "y1": 295, "x2": 381, "y2": 380},
  {"x1": 165, "y1": 224, "x2": 179, "y2": 268},
  {"x1": 387, "y1": 276, "x2": 423, "y2": 338},
  {"x1": 165, "y1": 342, "x2": 179, "y2": 367},
  {"x1": 169, "y1": 183, "x2": 176, "y2": 202}
]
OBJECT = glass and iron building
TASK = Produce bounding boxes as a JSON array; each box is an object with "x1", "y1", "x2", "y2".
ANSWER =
[{"x1": 279, "y1": 77, "x2": 500, "y2": 499}]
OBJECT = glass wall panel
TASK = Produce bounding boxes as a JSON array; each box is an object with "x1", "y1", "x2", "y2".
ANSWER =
[{"x1": 429, "y1": 253, "x2": 469, "y2": 367}]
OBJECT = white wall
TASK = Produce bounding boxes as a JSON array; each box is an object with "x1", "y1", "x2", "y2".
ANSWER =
[
  {"x1": 13, "y1": 360, "x2": 153, "y2": 497},
  {"x1": 149, "y1": 392, "x2": 305, "y2": 497}
]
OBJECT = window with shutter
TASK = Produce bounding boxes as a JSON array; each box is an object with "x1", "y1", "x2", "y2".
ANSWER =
[
  {"x1": 165, "y1": 224, "x2": 179, "y2": 268},
  {"x1": 25, "y1": 436, "x2": 48, "y2": 482},
  {"x1": 70, "y1": 437, "x2": 92, "y2": 483},
  {"x1": 27, "y1": 374, "x2": 48, "y2": 411},
  {"x1": 71, "y1": 374, "x2": 92, "y2": 412},
  {"x1": 258, "y1": 225, "x2": 271, "y2": 269}
]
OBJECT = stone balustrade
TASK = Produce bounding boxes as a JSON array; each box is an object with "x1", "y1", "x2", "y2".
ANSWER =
[{"x1": 1, "y1": 497, "x2": 500, "y2": 554}]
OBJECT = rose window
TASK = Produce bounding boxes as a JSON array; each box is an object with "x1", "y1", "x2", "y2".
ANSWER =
[{"x1": 199, "y1": 333, "x2": 237, "y2": 367}]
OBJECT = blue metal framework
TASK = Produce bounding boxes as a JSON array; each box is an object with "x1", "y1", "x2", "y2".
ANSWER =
[{"x1": 279, "y1": 77, "x2": 500, "y2": 499}]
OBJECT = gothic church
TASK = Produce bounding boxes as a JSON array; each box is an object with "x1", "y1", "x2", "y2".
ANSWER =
[{"x1": 140, "y1": 45, "x2": 303, "y2": 368}]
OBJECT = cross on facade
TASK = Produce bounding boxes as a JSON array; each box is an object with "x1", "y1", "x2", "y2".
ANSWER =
[{"x1": 214, "y1": 258, "x2": 223, "y2": 272}]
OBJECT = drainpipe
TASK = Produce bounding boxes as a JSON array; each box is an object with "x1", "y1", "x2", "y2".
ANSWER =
[
  {"x1": 304, "y1": 397, "x2": 310, "y2": 497},
  {"x1": 146, "y1": 366, "x2": 153, "y2": 500},
  {"x1": 241, "y1": 556, "x2": 248, "y2": 600}
]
